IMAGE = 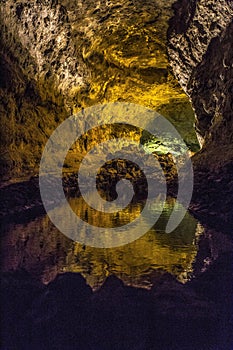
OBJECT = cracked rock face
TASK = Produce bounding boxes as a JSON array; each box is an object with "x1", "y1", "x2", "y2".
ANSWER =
[{"x1": 168, "y1": 0, "x2": 233, "y2": 227}]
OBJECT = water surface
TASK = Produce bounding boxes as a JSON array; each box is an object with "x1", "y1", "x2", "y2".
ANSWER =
[{"x1": 2, "y1": 195, "x2": 204, "y2": 289}]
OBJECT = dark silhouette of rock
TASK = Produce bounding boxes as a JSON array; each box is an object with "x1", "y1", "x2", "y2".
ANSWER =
[
  {"x1": 28, "y1": 273, "x2": 93, "y2": 350},
  {"x1": 1, "y1": 269, "x2": 232, "y2": 349},
  {"x1": 187, "y1": 252, "x2": 233, "y2": 349},
  {"x1": 0, "y1": 270, "x2": 44, "y2": 350}
]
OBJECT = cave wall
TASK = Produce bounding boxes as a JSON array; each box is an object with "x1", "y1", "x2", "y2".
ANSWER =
[
  {"x1": 0, "y1": 0, "x2": 87, "y2": 99},
  {"x1": 168, "y1": 0, "x2": 233, "y2": 227},
  {"x1": 168, "y1": 0, "x2": 233, "y2": 144},
  {"x1": 0, "y1": 1, "x2": 76, "y2": 177},
  {"x1": 0, "y1": 0, "x2": 199, "y2": 178},
  {"x1": 1, "y1": 0, "x2": 232, "y2": 227}
]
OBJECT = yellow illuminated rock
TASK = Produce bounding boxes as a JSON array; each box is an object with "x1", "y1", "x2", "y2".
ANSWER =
[{"x1": 0, "y1": 0, "x2": 199, "y2": 177}]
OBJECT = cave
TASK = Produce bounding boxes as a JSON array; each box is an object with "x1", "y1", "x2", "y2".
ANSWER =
[{"x1": 0, "y1": 1, "x2": 232, "y2": 349}]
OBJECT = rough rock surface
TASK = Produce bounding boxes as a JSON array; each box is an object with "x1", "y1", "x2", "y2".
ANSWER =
[
  {"x1": 0, "y1": 0, "x2": 81, "y2": 176},
  {"x1": 0, "y1": 0, "x2": 198, "y2": 178},
  {"x1": 0, "y1": 0, "x2": 87, "y2": 96},
  {"x1": 0, "y1": 0, "x2": 231, "y2": 231},
  {"x1": 168, "y1": 0, "x2": 233, "y2": 228}
]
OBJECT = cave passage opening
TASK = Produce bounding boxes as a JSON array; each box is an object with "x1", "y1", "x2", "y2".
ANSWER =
[{"x1": 63, "y1": 0, "x2": 200, "y2": 162}]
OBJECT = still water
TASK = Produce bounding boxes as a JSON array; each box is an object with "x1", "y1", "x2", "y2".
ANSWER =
[{"x1": 2, "y1": 194, "x2": 204, "y2": 290}]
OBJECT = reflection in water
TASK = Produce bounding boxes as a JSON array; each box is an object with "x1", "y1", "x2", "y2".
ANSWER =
[{"x1": 1, "y1": 196, "x2": 203, "y2": 289}]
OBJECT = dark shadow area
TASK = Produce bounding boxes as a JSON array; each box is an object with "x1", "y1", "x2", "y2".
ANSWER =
[{"x1": 1, "y1": 254, "x2": 232, "y2": 350}]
